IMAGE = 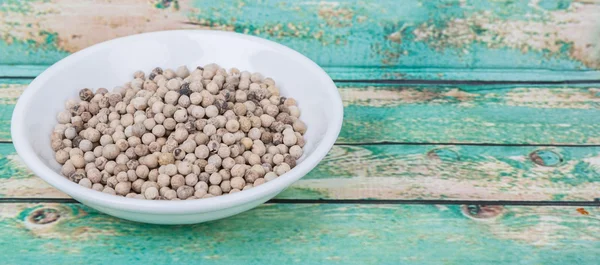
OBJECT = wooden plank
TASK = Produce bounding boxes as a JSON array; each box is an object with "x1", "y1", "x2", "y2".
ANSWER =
[
  {"x1": 4, "y1": 79, "x2": 600, "y2": 144},
  {"x1": 294, "y1": 144, "x2": 600, "y2": 201},
  {"x1": 1, "y1": 0, "x2": 600, "y2": 80},
  {"x1": 4, "y1": 143, "x2": 600, "y2": 201},
  {"x1": 337, "y1": 84, "x2": 600, "y2": 144},
  {"x1": 1, "y1": 203, "x2": 599, "y2": 264}
]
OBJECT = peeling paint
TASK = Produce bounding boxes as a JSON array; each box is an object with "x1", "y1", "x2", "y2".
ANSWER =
[
  {"x1": 2, "y1": 0, "x2": 598, "y2": 76},
  {"x1": 411, "y1": 2, "x2": 600, "y2": 68},
  {"x1": 0, "y1": 0, "x2": 229, "y2": 53}
]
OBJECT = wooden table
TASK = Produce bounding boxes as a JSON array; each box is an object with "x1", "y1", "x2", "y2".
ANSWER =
[{"x1": 2, "y1": 1, "x2": 600, "y2": 264}]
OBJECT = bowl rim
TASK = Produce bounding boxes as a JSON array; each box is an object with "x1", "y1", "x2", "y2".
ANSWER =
[{"x1": 11, "y1": 30, "x2": 343, "y2": 214}]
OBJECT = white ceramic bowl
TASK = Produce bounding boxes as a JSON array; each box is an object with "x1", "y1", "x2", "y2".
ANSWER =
[{"x1": 11, "y1": 30, "x2": 343, "y2": 224}]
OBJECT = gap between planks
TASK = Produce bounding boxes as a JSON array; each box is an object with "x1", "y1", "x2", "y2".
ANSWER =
[
  {"x1": 4, "y1": 75, "x2": 600, "y2": 85},
  {"x1": 1, "y1": 198, "x2": 599, "y2": 206},
  {"x1": 338, "y1": 142, "x2": 600, "y2": 147},
  {"x1": 5, "y1": 138, "x2": 600, "y2": 147}
]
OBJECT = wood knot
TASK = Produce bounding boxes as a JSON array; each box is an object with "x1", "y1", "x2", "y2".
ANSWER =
[
  {"x1": 462, "y1": 205, "x2": 504, "y2": 220},
  {"x1": 28, "y1": 208, "x2": 60, "y2": 225},
  {"x1": 529, "y1": 150, "x2": 563, "y2": 167},
  {"x1": 153, "y1": 0, "x2": 178, "y2": 9},
  {"x1": 427, "y1": 148, "x2": 460, "y2": 162}
]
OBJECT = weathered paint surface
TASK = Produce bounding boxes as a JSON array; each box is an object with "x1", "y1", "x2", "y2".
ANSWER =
[
  {"x1": 4, "y1": 80, "x2": 600, "y2": 144},
  {"x1": 2, "y1": 1, "x2": 600, "y2": 260},
  {"x1": 5, "y1": 143, "x2": 600, "y2": 201},
  {"x1": 1, "y1": 0, "x2": 599, "y2": 80},
  {"x1": 295, "y1": 144, "x2": 600, "y2": 201},
  {"x1": 0, "y1": 203, "x2": 599, "y2": 264},
  {"x1": 337, "y1": 83, "x2": 600, "y2": 144}
]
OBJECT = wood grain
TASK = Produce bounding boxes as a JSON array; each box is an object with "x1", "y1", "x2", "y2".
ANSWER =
[
  {"x1": 0, "y1": 203, "x2": 598, "y2": 264},
  {"x1": 4, "y1": 80, "x2": 600, "y2": 144},
  {"x1": 4, "y1": 143, "x2": 600, "y2": 201},
  {"x1": 1, "y1": 0, "x2": 599, "y2": 80}
]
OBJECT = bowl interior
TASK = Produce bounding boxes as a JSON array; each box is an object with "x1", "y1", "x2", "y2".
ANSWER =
[{"x1": 18, "y1": 31, "x2": 339, "y2": 184}]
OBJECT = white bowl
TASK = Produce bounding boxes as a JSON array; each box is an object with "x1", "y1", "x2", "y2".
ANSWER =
[{"x1": 11, "y1": 30, "x2": 343, "y2": 224}]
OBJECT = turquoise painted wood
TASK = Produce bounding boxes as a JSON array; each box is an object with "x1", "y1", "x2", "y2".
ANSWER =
[
  {"x1": 5, "y1": 142, "x2": 600, "y2": 201},
  {"x1": 1, "y1": 203, "x2": 599, "y2": 264},
  {"x1": 4, "y1": 79, "x2": 600, "y2": 144},
  {"x1": 2, "y1": 1, "x2": 600, "y2": 263},
  {"x1": 1, "y1": 0, "x2": 599, "y2": 80}
]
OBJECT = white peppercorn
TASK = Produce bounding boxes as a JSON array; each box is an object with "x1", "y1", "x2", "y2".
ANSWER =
[
  {"x1": 103, "y1": 187, "x2": 117, "y2": 195},
  {"x1": 102, "y1": 144, "x2": 120, "y2": 159},
  {"x1": 209, "y1": 172, "x2": 222, "y2": 185},
  {"x1": 158, "y1": 153, "x2": 175, "y2": 166},
  {"x1": 250, "y1": 116, "x2": 261, "y2": 128},
  {"x1": 171, "y1": 174, "x2": 185, "y2": 190},
  {"x1": 277, "y1": 144, "x2": 289, "y2": 154},
  {"x1": 247, "y1": 154, "x2": 261, "y2": 166},
  {"x1": 84, "y1": 151, "x2": 95, "y2": 163},
  {"x1": 208, "y1": 185, "x2": 222, "y2": 196},
  {"x1": 157, "y1": 174, "x2": 171, "y2": 188},
  {"x1": 260, "y1": 114, "x2": 275, "y2": 128},
  {"x1": 173, "y1": 108, "x2": 188, "y2": 123},
  {"x1": 178, "y1": 95, "x2": 191, "y2": 108},
  {"x1": 282, "y1": 131, "x2": 297, "y2": 146},
  {"x1": 228, "y1": 176, "x2": 244, "y2": 190},
  {"x1": 55, "y1": 150, "x2": 69, "y2": 164},
  {"x1": 164, "y1": 164, "x2": 178, "y2": 176},
  {"x1": 177, "y1": 161, "x2": 192, "y2": 175},
  {"x1": 205, "y1": 105, "x2": 218, "y2": 118},
  {"x1": 182, "y1": 173, "x2": 197, "y2": 186},
  {"x1": 275, "y1": 163, "x2": 291, "y2": 176},
  {"x1": 144, "y1": 186, "x2": 159, "y2": 200},
  {"x1": 79, "y1": 178, "x2": 92, "y2": 188},
  {"x1": 69, "y1": 149, "x2": 84, "y2": 159},
  {"x1": 289, "y1": 145, "x2": 303, "y2": 159},
  {"x1": 164, "y1": 189, "x2": 178, "y2": 200},
  {"x1": 252, "y1": 140, "x2": 266, "y2": 156},
  {"x1": 115, "y1": 181, "x2": 132, "y2": 195},
  {"x1": 106, "y1": 176, "x2": 118, "y2": 188},
  {"x1": 264, "y1": 172, "x2": 277, "y2": 182},
  {"x1": 163, "y1": 104, "x2": 177, "y2": 118},
  {"x1": 177, "y1": 186, "x2": 194, "y2": 199},
  {"x1": 296, "y1": 133, "x2": 306, "y2": 147},
  {"x1": 115, "y1": 154, "x2": 129, "y2": 165},
  {"x1": 92, "y1": 183, "x2": 104, "y2": 191},
  {"x1": 233, "y1": 88, "x2": 248, "y2": 101},
  {"x1": 71, "y1": 155, "x2": 85, "y2": 168},
  {"x1": 166, "y1": 79, "x2": 181, "y2": 91},
  {"x1": 98, "y1": 134, "x2": 112, "y2": 146},
  {"x1": 104, "y1": 161, "x2": 117, "y2": 174},
  {"x1": 225, "y1": 119, "x2": 240, "y2": 133},
  {"x1": 131, "y1": 179, "x2": 144, "y2": 193},
  {"x1": 141, "y1": 133, "x2": 156, "y2": 145},
  {"x1": 273, "y1": 154, "x2": 284, "y2": 165},
  {"x1": 288, "y1": 106, "x2": 300, "y2": 118},
  {"x1": 116, "y1": 171, "x2": 129, "y2": 183},
  {"x1": 141, "y1": 181, "x2": 159, "y2": 194},
  {"x1": 194, "y1": 189, "x2": 207, "y2": 198},
  {"x1": 208, "y1": 154, "x2": 222, "y2": 168},
  {"x1": 254, "y1": 178, "x2": 266, "y2": 186},
  {"x1": 64, "y1": 127, "x2": 77, "y2": 139},
  {"x1": 195, "y1": 181, "x2": 209, "y2": 192},
  {"x1": 204, "y1": 163, "x2": 217, "y2": 174},
  {"x1": 143, "y1": 154, "x2": 159, "y2": 169},
  {"x1": 173, "y1": 128, "x2": 188, "y2": 143}
]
